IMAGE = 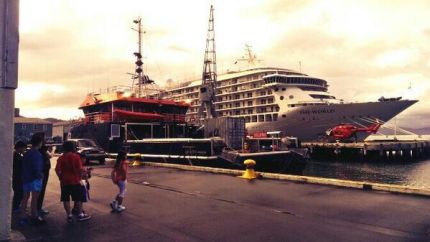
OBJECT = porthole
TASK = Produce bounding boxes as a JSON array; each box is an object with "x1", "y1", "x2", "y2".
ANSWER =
[
  {"x1": 274, "y1": 88, "x2": 279, "y2": 92},
  {"x1": 282, "y1": 115, "x2": 287, "y2": 118},
  {"x1": 289, "y1": 95, "x2": 294, "y2": 99},
  {"x1": 282, "y1": 88, "x2": 286, "y2": 91},
  {"x1": 280, "y1": 96, "x2": 284, "y2": 100}
]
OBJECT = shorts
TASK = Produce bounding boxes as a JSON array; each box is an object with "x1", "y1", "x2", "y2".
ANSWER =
[
  {"x1": 117, "y1": 180, "x2": 127, "y2": 198},
  {"x1": 61, "y1": 184, "x2": 84, "y2": 202},
  {"x1": 23, "y1": 178, "x2": 43, "y2": 192}
]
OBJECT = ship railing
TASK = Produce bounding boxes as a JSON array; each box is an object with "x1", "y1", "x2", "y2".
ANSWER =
[
  {"x1": 297, "y1": 100, "x2": 330, "y2": 104},
  {"x1": 84, "y1": 111, "x2": 185, "y2": 124},
  {"x1": 84, "y1": 112, "x2": 112, "y2": 124},
  {"x1": 89, "y1": 85, "x2": 132, "y2": 95},
  {"x1": 163, "y1": 113, "x2": 187, "y2": 123}
]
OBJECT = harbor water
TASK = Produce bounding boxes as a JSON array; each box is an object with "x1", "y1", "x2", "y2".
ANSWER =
[{"x1": 302, "y1": 158, "x2": 430, "y2": 189}]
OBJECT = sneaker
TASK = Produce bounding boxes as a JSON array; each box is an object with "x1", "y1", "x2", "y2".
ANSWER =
[
  {"x1": 39, "y1": 208, "x2": 49, "y2": 216},
  {"x1": 78, "y1": 213, "x2": 91, "y2": 221},
  {"x1": 116, "y1": 205, "x2": 126, "y2": 212},
  {"x1": 30, "y1": 216, "x2": 46, "y2": 225},
  {"x1": 66, "y1": 215, "x2": 73, "y2": 223},
  {"x1": 110, "y1": 200, "x2": 118, "y2": 211}
]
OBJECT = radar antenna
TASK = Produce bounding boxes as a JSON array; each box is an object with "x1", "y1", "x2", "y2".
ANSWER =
[
  {"x1": 198, "y1": 5, "x2": 217, "y2": 119},
  {"x1": 235, "y1": 44, "x2": 263, "y2": 67}
]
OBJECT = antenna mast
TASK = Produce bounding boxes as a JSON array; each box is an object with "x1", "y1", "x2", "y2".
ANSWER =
[
  {"x1": 236, "y1": 44, "x2": 262, "y2": 68},
  {"x1": 132, "y1": 17, "x2": 143, "y2": 97},
  {"x1": 198, "y1": 5, "x2": 218, "y2": 119},
  {"x1": 132, "y1": 17, "x2": 154, "y2": 97}
]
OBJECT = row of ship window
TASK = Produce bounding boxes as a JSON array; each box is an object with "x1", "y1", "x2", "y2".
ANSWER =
[
  {"x1": 169, "y1": 72, "x2": 291, "y2": 96},
  {"x1": 239, "y1": 113, "x2": 372, "y2": 123},
  {"x1": 169, "y1": 71, "x2": 313, "y2": 96},
  {"x1": 217, "y1": 98, "x2": 275, "y2": 108},
  {"x1": 243, "y1": 114, "x2": 278, "y2": 123},
  {"x1": 186, "y1": 93, "x2": 274, "y2": 106},
  {"x1": 265, "y1": 76, "x2": 327, "y2": 86},
  {"x1": 218, "y1": 83, "x2": 263, "y2": 94},
  {"x1": 217, "y1": 90, "x2": 272, "y2": 101},
  {"x1": 168, "y1": 74, "x2": 268, "y2": 96},
  {"x1": 188, "y1": 105, "x2": 279, "y2": 114}
]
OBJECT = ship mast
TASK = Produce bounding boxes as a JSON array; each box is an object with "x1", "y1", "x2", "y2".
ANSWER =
[
  {"x1": 236, "y1": 44, "x2": 262, "y2": 68},
  {"x1": 198, "y1": 5, "x2": 217, "y2": 120},
  {"x1": 132, "y1": 17, "x2": 154, "y2": 97}
]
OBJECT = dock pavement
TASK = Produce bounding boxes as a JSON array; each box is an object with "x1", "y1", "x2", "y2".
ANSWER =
[{"x1": 11, "y1": 158, "x2": 430, "y2": 242}]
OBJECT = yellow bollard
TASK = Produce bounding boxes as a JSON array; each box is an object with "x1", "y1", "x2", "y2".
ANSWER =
[
  {"x1": 131, "y1": 154, "x2": 143, "y2": 167},
  {"x1": 239, "y1": 159, "x2": 257, "y2": 180}
]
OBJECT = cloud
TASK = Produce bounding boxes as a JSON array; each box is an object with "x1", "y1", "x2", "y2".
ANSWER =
[
  {"x1": 15, "y1": 0, "x2": 430, "y2": 129},
  {"x1": 16, "y1": 81, "x2": 82, "y2": 107}
]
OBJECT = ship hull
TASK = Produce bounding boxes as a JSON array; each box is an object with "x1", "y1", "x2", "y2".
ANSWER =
[{"x1": 246, "y1": 100, "x2": 417, "y2": 141}]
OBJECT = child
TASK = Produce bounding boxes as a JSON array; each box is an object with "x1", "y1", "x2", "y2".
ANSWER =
[{"x1": 110, "y1": 151, "x2": 128, "y2": 212}]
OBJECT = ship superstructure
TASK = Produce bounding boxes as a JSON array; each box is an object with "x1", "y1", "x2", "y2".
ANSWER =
[
  {"x1": 71, "y1": 18, "x2": 190, "y2": 152},
  {"x1": 160, "y1": 67, "x2": 417, "y2": 141}
]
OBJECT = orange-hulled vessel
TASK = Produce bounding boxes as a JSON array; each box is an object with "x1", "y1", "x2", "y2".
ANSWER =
[
  {"x1": 79, "y1": 90, "x2": 189, "y2": 124},
  {"x1": 70, "y1": 17, "x2": 194, "y2": 152}
]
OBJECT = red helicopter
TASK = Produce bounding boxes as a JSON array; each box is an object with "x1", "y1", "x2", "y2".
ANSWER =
[{"x1": 325, "y1": 122, "x2": 381, "y2": 141}]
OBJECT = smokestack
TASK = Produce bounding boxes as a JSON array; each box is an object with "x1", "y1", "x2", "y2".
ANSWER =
[{"x1": 14, "y1": 108, "x2": 19, "y2": 117}]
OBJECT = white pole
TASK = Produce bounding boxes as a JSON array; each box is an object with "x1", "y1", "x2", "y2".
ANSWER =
[
  {"x1": 0, "y1": 0, "x2": 19, "y2": 240},
  {"x1": 394, "y1": 118, "x2": 397, "y2": 138}
]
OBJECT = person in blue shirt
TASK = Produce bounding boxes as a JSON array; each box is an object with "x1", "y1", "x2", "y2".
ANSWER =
[
  {"x1": 34, "y1": 132, "x2": 52, "y2": 216},
  {"x1": 20, "y1": 135, "x2": 46, "y2": 225}
]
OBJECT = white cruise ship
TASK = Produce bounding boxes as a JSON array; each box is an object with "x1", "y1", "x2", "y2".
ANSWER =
[{"x1": 160, "y1": 67, "x2": 417, "y2": 141}]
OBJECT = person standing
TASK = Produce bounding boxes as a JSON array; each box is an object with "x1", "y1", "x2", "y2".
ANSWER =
[
  {"x1": 20, "y1": 135, "x2": 45, "y2": 225},
  {"x1": 35, "y1": 132, "x2": 51, "y2": 215},
  {"x1": 12, "y1": 141, "x2": 27, "y2": 212},
  {"x1": 56, "y1": 141, "x2": 91, "y2": 223},
  {"x1": 110, "y1": 151, "x2": 128, "y2": 212}
]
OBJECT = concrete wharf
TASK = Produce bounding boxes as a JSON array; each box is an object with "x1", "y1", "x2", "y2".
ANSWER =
[{"x1": 12, "y1": 158, "x2": 430, "y2": 241}]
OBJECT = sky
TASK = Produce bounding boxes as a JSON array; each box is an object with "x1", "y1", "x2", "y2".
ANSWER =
[{"x1": 16, "y1": 0, "x2": 430, "y2": 129}]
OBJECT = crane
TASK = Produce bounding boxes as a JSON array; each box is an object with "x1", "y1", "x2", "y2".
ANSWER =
[{"x1": 198, "y1": 5, "x2": 217, "y2": 120}]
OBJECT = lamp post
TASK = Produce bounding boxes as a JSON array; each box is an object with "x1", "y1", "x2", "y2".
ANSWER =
[{"x1": 0, "y1": 0, "x2": 19, "y2": 240}]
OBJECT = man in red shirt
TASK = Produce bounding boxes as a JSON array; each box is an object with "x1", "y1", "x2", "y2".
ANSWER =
[{"x1": 55, "y1": 141, "x2": 91, "y2": 222}]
